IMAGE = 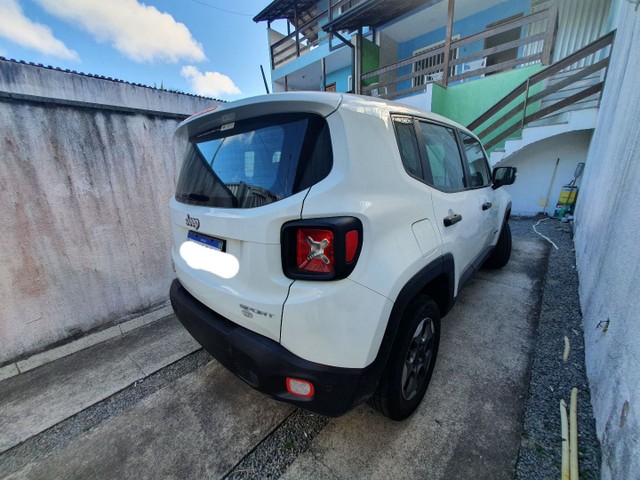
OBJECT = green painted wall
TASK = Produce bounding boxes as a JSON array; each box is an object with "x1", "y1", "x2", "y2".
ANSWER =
[
  {"x1": 431, "y1": 65, "x2": 544, "y2": 151},
  {"x1": 431, "y1": 65, "x2": 542, "y2": 125},
  {"x1": 362, "y1": 38, "x2": 380, "y2": 86}
]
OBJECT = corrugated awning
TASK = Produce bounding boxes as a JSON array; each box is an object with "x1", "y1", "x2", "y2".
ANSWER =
[
  {"x1": 253, "y1": 0, "x2": 319, "y2": 22},
  {"x1": 322, "y1": 0, "x2": 440, "y2": 32}
]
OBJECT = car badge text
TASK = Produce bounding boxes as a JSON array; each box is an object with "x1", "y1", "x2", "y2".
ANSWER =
[{"x1": 240, "y1": 304, "x2": 275, "y2": 319}]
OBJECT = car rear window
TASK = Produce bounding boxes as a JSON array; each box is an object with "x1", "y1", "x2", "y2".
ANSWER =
[{"x1": 176, "y1": 113, "x2": 333, "y2": 208}]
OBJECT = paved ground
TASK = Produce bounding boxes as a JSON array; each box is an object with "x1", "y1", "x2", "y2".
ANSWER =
[
  {"x1": 0, "y1": 218, "x2": 594, "y2": 480},
  {"x1": 0, "y1": 314, "x2": 200, "y2": 454}
]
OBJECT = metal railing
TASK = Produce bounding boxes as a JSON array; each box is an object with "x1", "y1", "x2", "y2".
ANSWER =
[
  {"x1": 269, "y1": 0, "x2": 369, "y2": 70},
  {"x1": 467, "y1": 30, "x2": 615, "y2": 151},
  {"x1": 361, "y1": 7, "x2": 559, "y2": 99},
  {"x1": 270, "y1": 9, "x2": 330, "y2": 69}
]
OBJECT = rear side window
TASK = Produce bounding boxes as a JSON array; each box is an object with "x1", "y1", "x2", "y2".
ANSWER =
[
  {"x1": 176, "y1": 113, "x2": 332, "y2": 208},
  {"x1": 419, "y1": 122, "x2": 465, "y2": 191},
  {"x1": 394, "y1": 118, "x2": 423, "y2": 179},
  {"x1": 460, "y1": 132, "x2": 491, "y2": 188}
]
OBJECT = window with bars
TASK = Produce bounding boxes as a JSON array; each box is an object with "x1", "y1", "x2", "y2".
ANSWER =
[{"x1": 412, "y1": 36, "x2": 460, "y2": 87}]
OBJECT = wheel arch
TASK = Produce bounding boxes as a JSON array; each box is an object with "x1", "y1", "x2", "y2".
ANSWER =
[
  {"x1": 504, "y1": 201, "x2": 512, "y2": 224},
  {"x1": 366, "y1": 254, "x2": 454, "y2": 386}
]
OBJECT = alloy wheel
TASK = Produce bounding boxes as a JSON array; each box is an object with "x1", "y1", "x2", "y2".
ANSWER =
[{"x1": 401, "y1": 317, "x2": 435, "y2": 400}]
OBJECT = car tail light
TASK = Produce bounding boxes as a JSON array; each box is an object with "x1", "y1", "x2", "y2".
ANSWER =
[
  {"x1": 286, "y1": 377, "x2": 315, "y2": 398},
  {"x1": 296, "y1": 228, "x2": 334, "y2": 273},
  {"x1": 282, "y1": 217, "x2": 363, "y2": 280}
]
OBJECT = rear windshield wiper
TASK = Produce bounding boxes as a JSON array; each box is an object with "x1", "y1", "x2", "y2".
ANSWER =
[{"x1": 180, "y1": 192, "x2": 210, "y2": 203}]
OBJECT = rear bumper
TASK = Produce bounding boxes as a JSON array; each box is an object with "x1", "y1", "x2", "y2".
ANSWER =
[{"x1": 170, "y1": 279, "x2": 381, "y2": 417}]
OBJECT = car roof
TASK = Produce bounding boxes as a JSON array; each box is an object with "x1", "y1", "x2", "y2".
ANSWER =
[
  {"x1": 337, "y1": 93, "x2": 469, "y2": 133},
  {"x1": 177, "y1": 91, "x2": 474, "y2": 140}
]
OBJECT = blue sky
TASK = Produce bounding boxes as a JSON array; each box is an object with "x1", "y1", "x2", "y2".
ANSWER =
[{"x1": 0, "y1": 0, "x2": 276, "y2": 100}]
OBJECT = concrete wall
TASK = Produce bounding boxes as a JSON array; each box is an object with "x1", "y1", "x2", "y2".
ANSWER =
[
  {"x1": 0, "y1": 59, "x2": 221, "y2": 365},
  {"x1": 500, "y1": 130, "x2": 592, "y2": 216},
  {"x1": 395, "y1": 84, "x2": 434, "y2": 111},
  {"x1": 573, "y1": 3, "x2": 640, "y2": 478},
  {"x1": 0, "y1": 59, "x2": 216, "y2": 117}
]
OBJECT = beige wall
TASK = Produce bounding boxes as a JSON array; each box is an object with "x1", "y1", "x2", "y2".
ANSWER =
[{"x1": 0, "y1": 60, "x2": 220, "y2": 364}]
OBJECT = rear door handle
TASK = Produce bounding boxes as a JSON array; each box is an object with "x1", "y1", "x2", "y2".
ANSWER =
[
  {"x1": 443, "y1": 213, "x2": 462, "y2": 227},
  {"x1": 482, "y1": 202, "x2": 493, "y2": 211}
]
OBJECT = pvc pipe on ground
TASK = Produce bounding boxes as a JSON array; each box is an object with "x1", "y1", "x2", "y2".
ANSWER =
[
  {"x1": 561, "y1": 399, "x2": 570, "y2": 480},
  {"x1": 570, "y1": 388, "x2": 579, "y2": 480}
]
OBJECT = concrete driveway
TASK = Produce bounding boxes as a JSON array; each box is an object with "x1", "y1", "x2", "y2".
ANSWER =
[{"x1": 0, "y1": 234, "x2": 547, "y2": 480}]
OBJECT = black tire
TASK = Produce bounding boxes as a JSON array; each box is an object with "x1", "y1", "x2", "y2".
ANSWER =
[
  {"x1": 484, "y1": 221, "x2": 512, "y2": 269},
  {"x1": 369, "y1": 294, "x2": 441, "y2": 421}
]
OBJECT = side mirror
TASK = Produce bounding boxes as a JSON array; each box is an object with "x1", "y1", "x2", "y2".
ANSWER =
[{"x1": 492, "y1": 166, "x2": 517, "y2": 190}]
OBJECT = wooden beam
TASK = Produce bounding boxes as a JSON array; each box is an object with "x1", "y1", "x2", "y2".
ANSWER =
[
  {"x1": 483, "y1": 122, "x2": 521, "y2": 150},
  {"x1": 524, "y1": 82, "x2": 603, "y2": 124},
  {"x1": 525, "y1": 57, "x2": 609, "y2": 105},
  {"x1": 363, "y1": 10, "x2": 553, "y2": 81},
  {"x1": 528, "y1": 30, "x2": 615, "y2": 84},
  {"x1": 467, "y1": 82, "x2": 527, "y2": 130},
  {"x1": 442, "y1": 0, "x2": 455, "y2": 86},
  {"x1": 449, "y1": 53, "x2": 542, "y2": 83},
  {"x1": 362, "y1": 44, "x2": 446, "y2": 80},
  {"x1": 477, "y1": 99, "x2": 526, "y2": 140},
  {"x1": 483, "y1": 82, "x2": 604, "y2": 150},
  {"x1": 449, "y1": 33, "x2": 545, "y2": 67},
  {"x1": 452, "y1": 9, "x2": 550, "y2": 50},
  {"x1": 362, "y1": 64, "x2": 445, "y2": 93},
  {"x1": 355, "y1": 28, "x2": 363, "y2": 94}
]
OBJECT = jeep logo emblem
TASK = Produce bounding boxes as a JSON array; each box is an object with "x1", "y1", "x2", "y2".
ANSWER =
[{"x1": 185, "y1": 214, "x2": 200, "y2": 230}]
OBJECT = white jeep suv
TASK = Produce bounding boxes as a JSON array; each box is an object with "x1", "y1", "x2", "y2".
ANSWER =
[{"x1": 169, "y1": 92, "x2": 516, "y2": 420}]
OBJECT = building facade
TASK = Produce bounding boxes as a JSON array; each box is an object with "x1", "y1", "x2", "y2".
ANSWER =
[{"x1": 254, "y1": 0, "x2": 613, "y2": 216}]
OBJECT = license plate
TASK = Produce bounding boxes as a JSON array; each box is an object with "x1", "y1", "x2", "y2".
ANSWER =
[{"x1": 187, "y1": 231, "x2": 226, "y2": 252}]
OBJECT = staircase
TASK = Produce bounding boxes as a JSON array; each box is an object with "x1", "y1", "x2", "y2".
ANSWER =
[
  {"x1": 488, "y1": 108, "x2": 599, "y2": 165},
  {"x1": 467, "y1": 31, "x2": 616, "y2": 165}
]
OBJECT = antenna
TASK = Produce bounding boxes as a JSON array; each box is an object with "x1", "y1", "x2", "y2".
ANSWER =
[{"x1": 260, "y1": 65, "x2": 270, "y2": 94}]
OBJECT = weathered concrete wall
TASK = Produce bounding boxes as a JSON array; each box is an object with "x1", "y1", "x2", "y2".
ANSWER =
[
  {"x1": 0, "y1": 59, "x2": 217, "y2": 116},
  {"x1": 0, "y1": 59, "x2": 220, "y2": 364},
  {"x1": 573, "y1": 3, "x2": 640, "y2": 478}
]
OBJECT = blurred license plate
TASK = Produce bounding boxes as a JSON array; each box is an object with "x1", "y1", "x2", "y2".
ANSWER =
[{"x1": 188, "y1": 231, "x2": 226, "y2": 252}]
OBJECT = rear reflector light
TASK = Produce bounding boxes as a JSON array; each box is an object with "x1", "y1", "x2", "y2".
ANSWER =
[
  {"x1": 345, "y1": 230, "x2": 359, "y2": 263},
  {"x1": 286, "y1": 378, "x2": 315, "y2": 398},
  {"x1": 296, "y1": 228, "x2": 334, "y2": 273}
]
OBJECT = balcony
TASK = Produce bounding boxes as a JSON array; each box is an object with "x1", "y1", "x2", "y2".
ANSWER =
[
  {"x1": 255, "y1": 0, "x2": 562, "y2": 97},
  {"x1": 358, "y1": 5, "x2": 560, "y2": 100},
  {"x1": 256, "y1": 0, "x2": 368, "y2": 71}
]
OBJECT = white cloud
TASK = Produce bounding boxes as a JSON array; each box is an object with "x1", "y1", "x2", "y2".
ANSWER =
[
  {"x1": 35, "y1": 0, "x2": 205, "y2": 63},
  {"x1": 181, "y1": 65, "x2": 241, "y2": 97},
  {"x1": 0, "y1": 0, "x2": 78, "y2": 60}
]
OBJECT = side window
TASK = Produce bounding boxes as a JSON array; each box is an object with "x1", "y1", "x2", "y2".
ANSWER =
[
  {"x1": 460, "y1": 132, "x2": 491, "y2": 187},
  {"x1": 419, "y1": 121, "x2": 465, "y2": 191},
  {"x1": 394, "y1": 118, "x2": 423, "y2": 179}
]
